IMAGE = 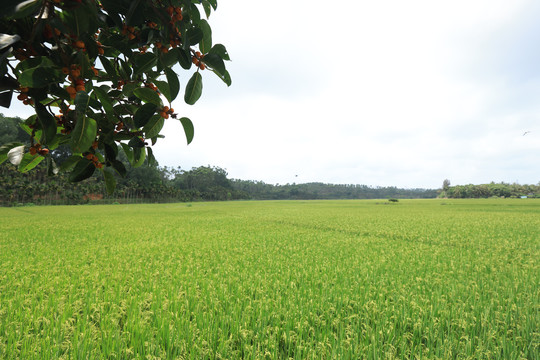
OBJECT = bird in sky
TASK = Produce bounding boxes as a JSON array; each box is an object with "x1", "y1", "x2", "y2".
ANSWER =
[{"x1": 522, "y1": 131, "x2": 531, "y2": 136}]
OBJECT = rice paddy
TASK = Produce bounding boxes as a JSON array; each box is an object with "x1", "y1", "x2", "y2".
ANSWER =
[{"x1": 0, "y1": 199, "x2": 538, "y2": 359}]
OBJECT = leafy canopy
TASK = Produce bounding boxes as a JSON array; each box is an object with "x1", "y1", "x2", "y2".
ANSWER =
[{"x1": 0, "y1": 0, "x2": 230, "y2": 194}]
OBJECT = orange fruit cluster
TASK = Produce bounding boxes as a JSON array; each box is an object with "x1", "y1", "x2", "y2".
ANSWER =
[
  {"x1": 85, "y1": 153, "x2": 103, "y2": 168},
  {"x1": 115, "y1": 79, "x2": 126, "y2": 90},
  {"x1": 144, "y1": 82, "x2": 159, "y2": 93},
  {"x1": 17, "y1": 87, "x2": 34, "y2": 105},
  {"x1": 114, "y1": 121, "x2": 124, "y2": 134},
  {"x1": 29, "y1": 143, "x2": 49, "y2": 156},
  {"x1": 72, "y1": 39, "x2": 86, "y2": 51},
  {"x1": 160, "y1": 106, "x2": 174, "y2": 119},
  {"x1": 122, "y1": 25, "x2": 138, "y2": 41},
  {"x1": 166, "y1": 6, "x2": 183, "y2": 22},
  {"x1": 56, "y1": 108, "x2": 73, "y2": 134},
  {"x1": 192, "y1": 51, "x2": 206, "y2": 70},
  {"x1": 96, "y1": 40, "x2": 105, "y2": 55}
]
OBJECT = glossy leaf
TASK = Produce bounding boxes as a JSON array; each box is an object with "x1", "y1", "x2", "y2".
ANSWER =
[
  {"x1": 212, "y1": 68, "x2": 231, "y2": 87},
  {"x1": 69, "y1": 158, "x2": 95, "y2": 182},
  {"x1": 100, "y1": 57, "x2": 119, "y2": 81},
  {"x1": 201, "y1": 53, "x2": 225, "y2": 76},
  {"x1": 71, "y1": 116, "x2": 97, "y2": 153},
  {"x1": 92, "y1": 87, "x2": 115, "y2": 116},
  {"x1": 209, "y1": 43, "x2": 230, "y2": 61},
  {"x1": 103, "y1": 168, "x2": 116, "y2": 195},
  {"x1": 19, "y1": 67, "x2": 63, "y2": 88},
  {"x1": 35, "y1": 103, "x2": 57, "y2": 145},
  {"x1": 133, "y1": 87, "x2": 162, "y2": 106},
  {"x1": 59, "y1": 155, "x2": 81, "y2": 172},
  {"x1": 199, "y1": 19, "x2": 212, "y2": 54},
  {"x1": 179, "y1": 117, "x2": 194, "y2": 144},
  {"x1": 143, "y1": 115, "x2": 164, "y2": 139},
  {"x1": 208, "y1": 0, "x2": 217, "y2": 10},
  {"x1": 110, "y1": 159, "x2": 127, "y2": 177},
  {"x1": 184, "y1": 72, "x2": 203, "y2": 105},
  {"x1": 177, "y1": 48, "x2": 192, "y2": 70},
  {"x1": 155, "y1": 80, "x2": 171, "y2": 103},
  {"x1": 134, "y1": 103, "x2": 157, "y2": 128},
  {"x1": 147, "y1": 147, "x2": 157, "y2": 167},
  {"x1": 165, "y1": 68, "x2": 180, "y2": 101},
  {"x1": 187, "y1": 27, "x2": 203, "y2": 46},
  {"x1": 134, "y1": 53, "x2": 157, "y2": 75},
  {"x1": 201, "y1": 1, "x2": 211, "y2": 18},
  {"x1": 128, "y1": 136, "x2": 145, "y2": 148},
  {"x1": 19, "y1": 152, "x2": 45, "y2": 173},
  {"x1": 133, "y1": 147, "x2": 145, "y2": 168},
  {"x1": 120, "y1": 143, "x2": 134, "y2": 163}
]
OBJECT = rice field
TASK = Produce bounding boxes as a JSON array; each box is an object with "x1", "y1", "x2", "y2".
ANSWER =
[{"x1": 0, "y1": 199, "x2": 538, "y2": 359}]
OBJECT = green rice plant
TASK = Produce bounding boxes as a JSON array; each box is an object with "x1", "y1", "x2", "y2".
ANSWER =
[{"x1": 0, "y1": 199, "x2": 538, "y2": 359}]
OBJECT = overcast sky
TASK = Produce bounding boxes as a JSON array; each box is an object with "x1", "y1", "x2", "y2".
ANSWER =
[{"x1": 4, "y1": 0, "x2": 540, "y2": 188}]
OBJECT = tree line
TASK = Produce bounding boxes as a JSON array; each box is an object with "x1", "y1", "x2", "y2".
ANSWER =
[
  {"x1": 1, "y1": 114, "x2": 538, "y2": 205},
  {"x1": 441, "y1": 181, "x2": 540, "y2": 199},
  {"x1": 0, "y1": 160, "x2": 440, "y2": 206}
]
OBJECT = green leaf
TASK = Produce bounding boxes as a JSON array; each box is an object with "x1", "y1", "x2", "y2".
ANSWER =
[
  {"x1": 128, "y1": 137, "x2": 145, "y2": 148},
  {"x1": 133, "y1": 147, "x2": 146, "y2": 168},
  {"x1": 147, "y1": 147, "x2": 157, "y2": 166},
  {"x1": 134, "y1": 53, "x2": 157, "y2": 75},
  {"x1": 199, "y1": 19, "x2": 212, "y2": 53},
  {"x1": 110, "y1": 159, "x2": 127, "y2": 177},
  {"x1": 103, "y1": 168, "x2": 116, "y2": 195},
  {"x1": 165, "y1": 68, "x2": 180, "y2": 101},
  {"x1": 187, "y1": 27, "x2": 203, "y2": 46},
  {"x1": 71, "y1": 117, "x2": 97, "y2": 153},
  {"x1": 92, "y1": 87, "x2": 114, "y2": 116},
  {"x1": 201, "y1": 53, "x2": 225, "y2": 75},
  {"x1": 69, "y1": 158, "x2": 95, "y2": 182},
  {"x1": 179, "y1": 117, "x2": 194, "y2": 144},
  {"x1": 177, "y1": 48, "x2": 192, "y2": 70},
  {"x1": 133, "y1": 87, "x2": 162, "y2": 106},
  {"x1": 126, "y1": 0, "x2": 144, "y2": 26},
  {"x1": 122, "y1": 82, "x2": 138, "y2": 97},
  {"x1": 201, "y1": 0, "x2": 212, "y2": 18},
  {"x1": 59, "y1": 155, "x2": 80, "y2": 171},
  {"x1": 70, "y1": 91, "x2": 96, "y2": 153},
  {"x1": 184, "y1": 72, "x2": 203, "y2": 105},
  {"x1": 104, "y1": 142, "x2": 118, "y2": 160},
  {"x1": 120, "y1": 143, "x2": 133, "y2": 163},
  {"x1": 134, "y1": 103, "x2": 157, "y2": 128},
  {"x1": 208, "y1": 0, "x2": 217, "y2": 10},
  {"x1": 143, "y1": 115, "x2": 164, "y2": 139},
  {"x1": 75, "y1": 90, "x2": 90, "y2": 114},
  {"x1": 212, "y1": 68, "x2": 231, "y2": 87},
  {"x1": 35, "y1": 103, "x2": 57, "y2": 145},
  {"x1": 154, "y1": 80, "x2": 171, "y2": 103},
  {"x1": 19, "y1": 67, "x2": 63, "y2": 88},
  {"x1": 209, "y1": 43, "x2": 230, "y2": 61},
  {"x1": 118, "y1": 59, "x2": 132, "y2": 79},
  {"x1": 160, "y1": 48, "x2": 180, "y2": 68},
  {"x1": 100, "y1": 57, "x2": 119, "y2": 81},
  {"x1": 18, "y1": 153, "x2": 45, "y2": 173}
]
